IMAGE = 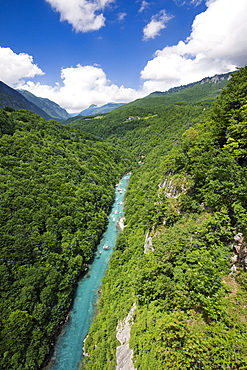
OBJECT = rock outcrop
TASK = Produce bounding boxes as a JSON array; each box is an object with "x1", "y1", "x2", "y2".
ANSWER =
[
  {"x1": 230, "y1": 233, "x2": 247, "y2": 275},
  {"x1": 159, "y1": 173, "x2": 192, "y2": 200},
  {"x1": 118, "y1": 216, "x2": 125, "y2": 232},
  {"x1": 144, "y1": 229, "x2": 155, "y2": 254},
  {"x1": 116, "y1": 303, "x2": 137, "y2": 370}
]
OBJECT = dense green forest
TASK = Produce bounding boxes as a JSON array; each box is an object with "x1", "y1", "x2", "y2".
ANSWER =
[
  {"x1": 0, "y1": 108, "x2": 134, "y2": 369},
  {"x1": 1, "y1": 68, "x2": 247, "y2": 370},
  {"x1": 83, "y1": 67, "x2": 247, "y2": 369}
]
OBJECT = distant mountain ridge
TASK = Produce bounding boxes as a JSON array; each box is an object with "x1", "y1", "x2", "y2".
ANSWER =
[
  {"x1": 0, "y1": 81, "x2": 53, "y2": 121},
  {"x1": 17, "y1": 90, "x2": 70, "y2": 123},
  {"x1": 0, "y1": 72, "x2": 234, "y2": 124},
  {"x1": 79, "y1": 102, "x2": 125, "y2": 116},
  {"x1": 150, "y1": 71, "x2": 233, "y2": 96},
  {"x1": 66, "y1": 70, "x2": 234, "y2": 148}
]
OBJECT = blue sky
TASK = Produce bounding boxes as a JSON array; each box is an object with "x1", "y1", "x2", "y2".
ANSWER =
[{"x1": 0, "y1": 0, "x2": 246, "y2": 112}]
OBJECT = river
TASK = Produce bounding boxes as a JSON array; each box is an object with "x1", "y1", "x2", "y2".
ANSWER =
[{"x1": 47, "y1": 173, "x2": 130, "y2": 370}]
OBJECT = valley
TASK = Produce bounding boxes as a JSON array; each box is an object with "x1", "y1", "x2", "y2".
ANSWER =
[{"x1": 0, "y1": 67, "x2": 247, "y2": 370}]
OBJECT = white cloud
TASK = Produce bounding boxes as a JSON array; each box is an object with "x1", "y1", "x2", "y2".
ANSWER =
[
  {"x1": 117, "y1": 12, "x2": 127, "y2": 22},
  {"x1": 2, "y1": 0, "x2": 247, "y2": 113},
  {"x1": 174, "y1": 0, "x2": 203, "y2": 6},
  {"x1": 191, "y1": 0, "x2": 204, "y2": 5},
  {"x1": 143, "y1": 10, "x2": 173, "y2": 41},
  {"x1": 138, "y1": 1, "x2": 149, "y2": 13},
  {"x1": 45, "y1": 0, "x2": 114, "y2": 32},
  {"x1": 0, "y1": 47, "x2": 44, "y2": 86},
  {"x1": 141, "y1": 0, "x2": 247, "y2": 93},
  {"x1": 17, "y1": 64, "x2": 142, "y2": 113}
]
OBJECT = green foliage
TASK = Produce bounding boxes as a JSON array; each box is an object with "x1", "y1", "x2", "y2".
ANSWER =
[
  {"x1": 68, "y1": 105, "x2": 206, "y2": 157},
  {"x1": 2, "y1": 67, "x2": 247, "y2": 370},
  {"x1": 83, "y1": 67, "x2": 247, "y2": 369},
  {"x1": 0, "y1": 108, "x2": 135, "y2": 369}
]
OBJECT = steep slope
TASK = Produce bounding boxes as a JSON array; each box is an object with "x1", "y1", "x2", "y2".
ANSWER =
[
  {"x1": 83, "y1": 67, "x2": 247, "y2": 370},
  {"x1": 0, "y1": 81, "x2": 53, "y2": 120},
  {"x1": 122, "y1": 71, "x2": 233, "y2": 109},
  {"x1": 0, "y1": 108, "x2": 135, "y2": 370},
  {"x1": 17, "y1": 89, "x2": 70, "y2": 123}
]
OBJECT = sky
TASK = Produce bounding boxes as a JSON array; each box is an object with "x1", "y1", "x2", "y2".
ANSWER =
[{"x1": 0, "y1": 0, "x2": 247, "y2": 113}]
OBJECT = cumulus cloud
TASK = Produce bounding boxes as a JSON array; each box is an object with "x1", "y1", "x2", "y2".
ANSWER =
[
  {"x1": 45, "y1": 0, "x2": 114, "y2": 32},
  {"x1": 17, "y1": 64, "x2": 142, "y2": 113},
  {"x1": 0, "y1": 47, "x2": 44, "y2": 86},
  {"x1": 141, "y1": 0, "x2": 247, "y2": 93},
  {"x1": 3, "y1": 0, "x2": 247, "y2": 113},
  {"x1": 143, "y1": 10, "x2": 173, "y2": 41}
]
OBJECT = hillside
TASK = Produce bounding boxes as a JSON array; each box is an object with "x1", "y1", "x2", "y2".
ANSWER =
[
  {"x1": 17, "y1": 90, "x2": 70, "y2": 123},
  {"x1": 83, "y1": 67, "x2": 247, "y2": 369},
  {"x1": 67, "y1": 72, "x2": 232, "y2": 157},
  {"x1": 150, "y1": 71, "x2": 233, "y2": 97},
  {"x1": 0, "y1": 108, "x2": 135, "y2": 370},
  {"x1": 0, "y1": 81, "x2": 53, "y2": 121}
]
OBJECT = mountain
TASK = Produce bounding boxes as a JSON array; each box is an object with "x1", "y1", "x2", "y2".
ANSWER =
[
  {"x1": 150, "y1": 71, "x2": 232, "y2": 97},
  {"x1": 0, "y1": 81, "x2": 53, "y2": 120},
  {"x1": 79, "y1": 102, "x2": 125, "y2": 116},
  {"x1": 121, "y1": 71, "x2": 233, "y2": 110},
  {"x1": 66, "y1": 71, "x2": 233, "y2": 156},
  {"x1": 83, "y1": 67, "x2": 247, "y2": 370},
  {"x1": 65, "y1": 102, "x2": 125, "y2": 125},
  {"x1": 17, "y1": 89, "x2": 70, "y2": 123}
]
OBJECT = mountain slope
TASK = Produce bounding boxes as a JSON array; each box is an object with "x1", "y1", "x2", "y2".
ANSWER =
[
  {"x1": 150, "y1": 71, "x2": 233, "y2": 96},
  {"x1": 121, "y1": 71, "x2": 233, "y2": 110},
  {"x1": 0, "y1": 81, "x2": 53, "y2": 120},
  {"x1": 67, "y1": 72, "x2": 232, "y2": 158},
  {"x1": 17, "y1": 89, "x2": 70, "y2": 123},
  {"x1": 65, "y1": 102, "x2": 125, "y2": 125},
  {"x1": 79, "y1": 102, "x2": 125, "y2": 116},
  {"x1": 83, "y1": 67, "x2": 247, "y2": 370}
]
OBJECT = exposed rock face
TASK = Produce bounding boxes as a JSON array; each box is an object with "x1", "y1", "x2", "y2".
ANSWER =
[
  {"x1": 118, "y1": 216, "x2": 125, "y2": 232},
  {"x1": 116, "y1": 303, "x2": 137, "y2": 370},
  {"x1": 159, "y1": 174, "x2": 191, "y2": 200},
  {"x1": 143, "y1": 174, "x2": 192, "y2": 254},
  {"x1": 230, "y1": 233, "x2": 247, "y2": 274},
  {"x1": 144, "y1": 229, "x2": 155, "y2": 254}
]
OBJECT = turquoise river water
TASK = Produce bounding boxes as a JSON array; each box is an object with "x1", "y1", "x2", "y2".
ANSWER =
[{"x1": 47, "y1": 173, "x2": 130, "y2": 370}]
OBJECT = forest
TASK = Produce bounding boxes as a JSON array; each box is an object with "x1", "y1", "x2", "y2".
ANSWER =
[
  {"x1": 82, "y1": 67, "x2": 247, "y2": 369},
  {"x1": 1, "y1": 66, "x2": 247, "y2": 370},
  {"x1": 0, "y1": 108, "x2": 134, "y2": 369}
]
